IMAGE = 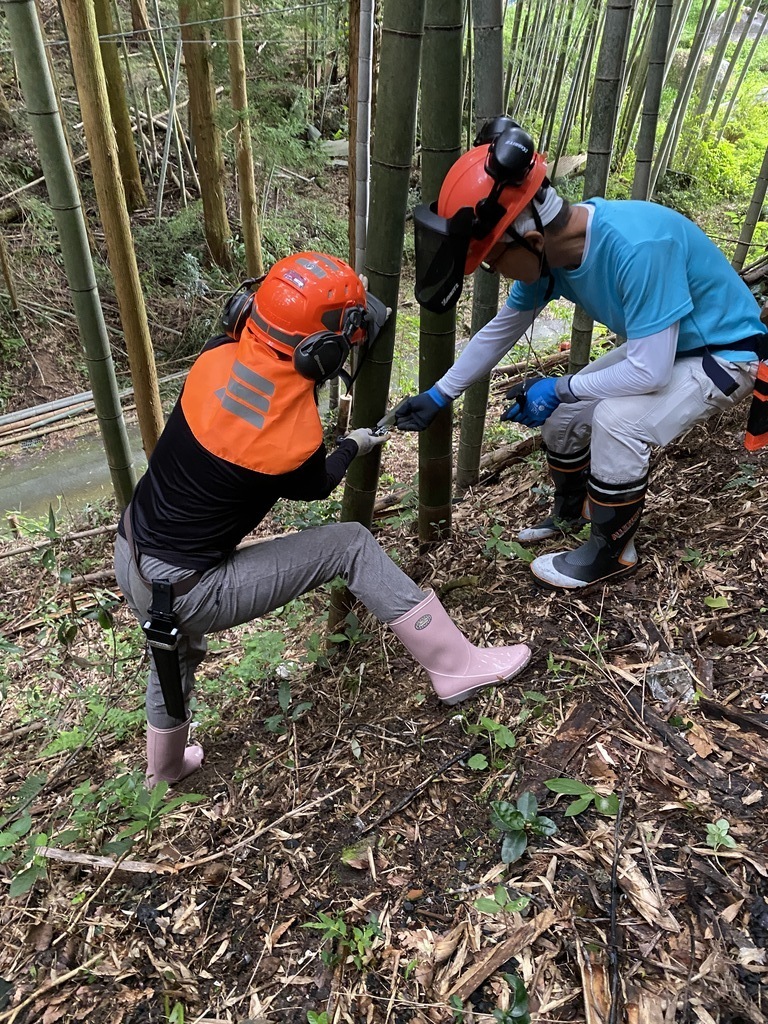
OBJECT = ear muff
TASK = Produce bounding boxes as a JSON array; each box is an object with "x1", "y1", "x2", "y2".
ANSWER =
[
  {"x1": 221, "y1": 278, "x2": 262, "y2": 340},
  {"x1": 293, "y1": 331, "x2": 350, "y2": 383}
]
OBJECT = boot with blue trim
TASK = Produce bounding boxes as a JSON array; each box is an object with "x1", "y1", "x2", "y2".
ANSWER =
[
  {"x1": 530, "y1": 475, "x2": 647, "y2": 589},
  {"x1": 518, "y1": 446, "x2": 590, "y2": 543}
]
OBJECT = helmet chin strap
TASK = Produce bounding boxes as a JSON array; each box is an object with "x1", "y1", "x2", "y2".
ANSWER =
[{"x1": 506, "y1": 199, "x2": 554, "y2": 304}]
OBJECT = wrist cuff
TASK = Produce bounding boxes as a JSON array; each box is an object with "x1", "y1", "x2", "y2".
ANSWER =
[
  {"x1": 426, "y1": 384, "x2": 450, "y2": 408},
  {"x1": 555, "y1": 375, "x2": 579, "y2": 403}
]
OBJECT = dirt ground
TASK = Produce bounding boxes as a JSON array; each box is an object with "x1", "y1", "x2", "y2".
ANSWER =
[{"x1": 1, "y1": 389, "x2": 767, "y2": 1024}]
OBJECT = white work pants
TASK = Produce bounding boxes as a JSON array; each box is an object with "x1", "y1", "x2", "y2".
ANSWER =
[{"x1": 542, "y1": 345, "x2": 756, "y2": 483}]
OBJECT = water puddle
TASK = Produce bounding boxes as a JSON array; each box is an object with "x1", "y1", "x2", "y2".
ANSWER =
[{"x1": 0, "y1": 425, "x2": 146, "y2": 533}]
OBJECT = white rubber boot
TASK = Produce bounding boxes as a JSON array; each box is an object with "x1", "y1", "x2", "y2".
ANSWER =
[
  {"x1": 389, "y1": 591, "x2": 531, "y2": 705},
  {"x1": 146, "y1": 719, "x2": 204, "y2": 786}
]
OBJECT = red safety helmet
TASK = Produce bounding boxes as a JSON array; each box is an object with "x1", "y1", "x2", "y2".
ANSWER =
[
  {"x1": 414, "y1": 118, "x2": 547, "y2": 313},
  {"x1": 220, "y1": 252, "x2": 387, "y2": 384}
]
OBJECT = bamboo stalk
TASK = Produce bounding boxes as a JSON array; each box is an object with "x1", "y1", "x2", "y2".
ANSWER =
[
  {"x1": 155, "y1": 36, "x2": 182, "y2": 219},
  {"x1": 224, "y1": 0, "x2": 263, "y2": 278},
  {"x1": 3, "y1": 0, "x2": 136, "y2": 507}
]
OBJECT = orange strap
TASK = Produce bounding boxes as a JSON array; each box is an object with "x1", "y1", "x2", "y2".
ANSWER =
[{"x1": 181, "y1": 323, "x2": 323, "y2": 473}]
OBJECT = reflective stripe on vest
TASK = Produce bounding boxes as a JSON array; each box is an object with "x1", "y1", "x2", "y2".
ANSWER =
[{"x1": 181, "y1": 321, "x2": 323, "y2": 474}]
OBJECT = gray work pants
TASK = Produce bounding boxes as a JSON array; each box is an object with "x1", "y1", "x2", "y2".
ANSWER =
[
  {"x1": 114, "y1": 523, "x2": 425, "y2": 729},
  {"x1": 542, "y1": 346, "x2": 757, "y2": 483}
]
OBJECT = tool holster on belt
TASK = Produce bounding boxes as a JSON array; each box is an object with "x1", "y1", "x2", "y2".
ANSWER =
[
  {"x1": 122, "y1": 502, "x2": 198, "y2": 721},
  {"x1": 143, "y1": 580, "x2": 187, "y2": 721}
]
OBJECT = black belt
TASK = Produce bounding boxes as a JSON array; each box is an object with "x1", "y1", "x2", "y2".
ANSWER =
[
  {"x1": 122, "y1": 505, "x2": 203, "y2": 598},
  {"x1": 683, "y1": 334, "x2": 767, "y2": 397},
  {"x1": 122, "y1": 503, "x2": 202, "y2": 720}
]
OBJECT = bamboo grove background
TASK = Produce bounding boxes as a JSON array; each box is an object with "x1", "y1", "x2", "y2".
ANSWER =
[{"x1": 0, "y1": 0, "x2": 766, "y2": 540}]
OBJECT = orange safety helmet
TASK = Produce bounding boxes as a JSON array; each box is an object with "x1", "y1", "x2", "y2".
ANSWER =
[
  {"x1": 220, "y1": 252, "x2": 387, "y2": 384},
  {"x1": 414, "y1": 118, "x2": 547, "y2": 313}
]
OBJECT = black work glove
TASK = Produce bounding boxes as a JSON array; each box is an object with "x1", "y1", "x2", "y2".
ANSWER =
[{"x1": 392, "y1": 385, "x2": 450, "y2": 431}]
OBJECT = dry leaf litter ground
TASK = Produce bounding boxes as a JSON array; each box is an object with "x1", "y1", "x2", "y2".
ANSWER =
[{"x1": 1, "y1": 384, "x2": 767, "y2": 1024}]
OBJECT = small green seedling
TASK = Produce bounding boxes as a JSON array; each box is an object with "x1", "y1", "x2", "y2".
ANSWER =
[
  {"x1": 484, "y1": 525, "x2": 535, "y2": 563},
  {"x1": 545, "y1": 777, "x2": 619, "y2": 817},
  {"x1": 264, "y1": 677, "x2": 313, "y2": 734},
  {"x1": 307, "y1": 1012, "x2": 329, "y2": 1024},
  {"x1": 449, "y1": 994, "x2": 466, "y2": 1020},
  {"x1": 474, "y1": 884, "x2": 531, "y2": 916},
  {"x1": 463, "y1": 716, "x2": 516, "y2": 771},
  {"x1": 705, "y1": 818, "x2": 737, "y2": 852},
  {"x1": 494, "y1": 972, "x2": 531, "y2": 1024},
  {"x1": 489, "y1": 791, "x2": 557, "y2": 864},
  {"x1": 302, "y1": 910, "x2": 382, "y2": 970}
]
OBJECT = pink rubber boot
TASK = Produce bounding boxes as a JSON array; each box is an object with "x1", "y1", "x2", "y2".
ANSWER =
[
  {"x1": 146, "y1": 719, "x2": 204, "y2": 786},
  {"x1": 389, "y1": 591, "x2": 531, "y2": 705}
]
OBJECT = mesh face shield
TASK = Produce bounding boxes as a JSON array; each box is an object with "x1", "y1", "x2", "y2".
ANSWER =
[
  {"x1": 414, "y1": 205, "x2": 474, "y2": 314},
  {"x1": 364, "y1": 292, "x2": 388, "y2": 344}
]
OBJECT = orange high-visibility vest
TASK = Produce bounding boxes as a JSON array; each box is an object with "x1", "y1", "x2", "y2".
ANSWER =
[{"x1": 181, "y1": 319, "x2": 323, "y2": 474}]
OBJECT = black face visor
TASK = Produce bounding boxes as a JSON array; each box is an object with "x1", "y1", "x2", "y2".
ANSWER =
[{"x1": 414, "y1": 204, "x2": 475, "y2": 314}]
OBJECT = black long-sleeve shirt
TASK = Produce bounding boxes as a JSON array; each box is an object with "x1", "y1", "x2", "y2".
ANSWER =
[{"x1": 119, "y1": 401, "x2": 357, "y2": 571}]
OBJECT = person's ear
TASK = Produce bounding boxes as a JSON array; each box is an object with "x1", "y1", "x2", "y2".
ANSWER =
[{"x1": 523, "y1": 230, "x2": 545, "y2": 254}]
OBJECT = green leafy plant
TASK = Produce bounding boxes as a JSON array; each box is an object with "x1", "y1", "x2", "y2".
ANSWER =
[
  {"x1": 704, "y1": 594, "x2": 730, "y2": 610},
  {"x1": 263, "y1": 677, "x2": 313, "y2": 735},
  {"x1": 0, "y1": 819, "x2": 49, "y2": 897},
  {"x1": 474, "y1": 884, "x2": 531, "y2": 916},
  {"x1": 0, "y1": 774, "x2": 50, "y2": 896},
  {"x1": 489, "y1": 791, "x2": 557, "y2": 864},
  {"x1": 463, "y1": 715, "x2": 516, "y2": 770},
  {"x1": 307, "y1": 1012, "x2": 328, "y2": 1024},
  {"x1": 303, "y1": 627, "x2": 331, "y2": 668},
  {"x1": 494, "y1": 972, "x2": 531, "y2": 1023},
  {"x1": 327, "y1": 610, "x2": 373, "y2": 647},
  {"x1": 484, "y1": 525, "x2": 536, "y2": 563},
  {"x1": 63, "y1": 772, "x2": 204, "y2": 856},
  {"x1": 705, "y1": 818, "x2": 737, "y2": 853},
  {"x1": 681, "y1": 547, "x2": 706, "y2": 568},
  {"x1": 545, "y1": 777, "x2": 619, "y2": 817},
  {"x1": 164, "y1": 998, "x2": 185, "y2": 1024},
  {"x1": 403, "y1": 958, "x2": 418, "y2": 981},
  {"x1": 106, "y1": 779, "x2": 205, "y2": 853},
  {"x1": 224, "y1": 628, "x2": 286, "y2": 686},
  {"x1": 517, "y1": 689, "x2": 552, "y2": 724},
  {"x1": 723, "y1": 463, "x2": 759, "y2": 491},
  {"x1": 449, "y1": 993, "x2": 466, "y2": 1019},
  {"x1": 302, "y1": 910, "x2": 383, "y2": 970}
]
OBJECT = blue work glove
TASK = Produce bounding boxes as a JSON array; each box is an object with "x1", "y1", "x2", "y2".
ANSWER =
[
  {"x1": 501, "y1": 376, "x2": 562, "y2": 427},
  {"x1": 392, "y1": 385, "x2": 450, "y2": 431}
]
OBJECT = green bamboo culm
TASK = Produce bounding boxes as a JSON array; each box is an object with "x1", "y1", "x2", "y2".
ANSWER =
[
  {"x1": 569, "y1": 0, "x2": 635, "y2": 373},
  {"x1": 456, "y1": 0, "x2": 504, "y2": 494},
  {"x1": 649, "y1": 0, "x2": 718, "y2": 194},
  {"x1": 632, "y1": 0, "x2": 674, "y2": 201},
  {"x1": 329, "y1": 0, "x2": 426, "y2": 630},
  {"x1": 93, "y1": 0, "x2": 147, "y2": 212},
  {"x1": 2, "y1": 0, "x2": 136, "y2": 508},
  {"x1": 417, "y1": 0, "x2": 464, "y2": 545},
  {"x1": 731, "y1": 144, "x2": 768, "y2": 274}
]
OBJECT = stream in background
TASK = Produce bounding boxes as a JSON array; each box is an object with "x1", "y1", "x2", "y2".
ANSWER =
[{"x1": 0, "y1": 424, "x2": 147, "y2": 534}]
